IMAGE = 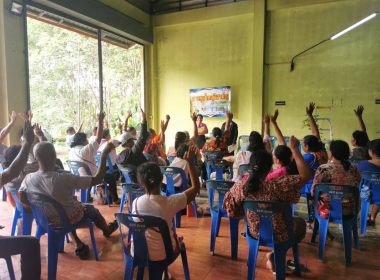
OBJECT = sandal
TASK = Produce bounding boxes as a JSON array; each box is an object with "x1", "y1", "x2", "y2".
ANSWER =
[
  {"x1": 74, "y1": 244, "x2": 89, "y2": 256},
  {"x1": 367, "y1": 219, "x2": 375, "y2": 226},
  {"x1": 104, "y1": 220, "x2": 119, "y2": 238}
]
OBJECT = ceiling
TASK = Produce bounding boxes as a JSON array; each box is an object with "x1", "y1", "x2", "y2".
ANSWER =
[{"x1": 124, "y1": 0, "x2": 246, "y2": 15}]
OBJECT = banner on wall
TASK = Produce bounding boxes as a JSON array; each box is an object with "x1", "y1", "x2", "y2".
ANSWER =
[{"x1": 190, "y1": 86, "x2": 231, "y2": 118}]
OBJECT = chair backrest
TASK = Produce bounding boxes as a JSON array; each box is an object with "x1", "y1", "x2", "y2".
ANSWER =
[
  {"x1": 204, "y1": 150, "x2": 224, "y2": 161},
  {"x1": 243, "y1": 200, "x2": 294, "y2": 247},
  {"x1": 313, "y1": 183, "x2": 360, "y2": 221},
  {"x1": 237, "y1": 135, "x2": 249, "y2": 152},
  {"x1": 0, "y1": 155, "x2": 3, "y2": 172},
  {"x1": 26, "y1": 192, "x2": 72, "y2": 231},
  {"x1": 206, "y1": 180, "x2": 235, "y2": 212},
  {"x1": 360, "y1": 171, "x2": 380, "y2": 203},
  {"x1": 94, "y1": 151, "x2": 114, "y2": 172},
  {"x1": 298, "y1": 141, "x2": 303, "y2": 153},
  {"x1": 160, "y1": 166, "x2": 188, "y2": 196},
  {"x1": 269, "y1": 136, "x2": 277, "y2": 149},
  {"x1": 6, "y1": 181, "x2": 23, "y2": 213},
  {"x1": 66, "y1": 160, "x2": 92, "y2": 176},
  {"x1": 204, "y1": 151, "x2": 225, "y2": 180},
  {"x1": 168, "y1": 156, "x2": 176, "y2": 165},
  {"x1": 284, "y1": 137, "x2": 290, "y2": 146},
  {"x1": 115, "y1": 213, "x2": 173, "y2": 265},
  {"x1": 239, "y1": 164, "x2": 251, "y2": 180},
  {"x1": 348, "y1": 159, "x2": 363, "y2": 167},
  {"x1": 122, "y1": 183, "x2": 146, "y2": 213},
  {"x1": 117, "y1": 164, "x2": 137, "y2": 184},
  {"x1": 144, "y1": 153, "x2": 156, "y2": 163}
]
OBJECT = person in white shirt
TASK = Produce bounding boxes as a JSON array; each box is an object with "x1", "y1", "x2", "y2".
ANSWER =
[
  {"x1": 131, "y1": 145, "x2": 200, "y2": 279},
  {"x1": 19, "y1": 141, "x2": 119, "y2": 257},
  {"x1": 98, "y1": 128, "x2": 119, "y2": 167},
  {"x1": 89, "y1": 126, "x2": 97, "y2": 143},
  {"x1": 65, "y1": 120, "x2": 84, "y2": 150},
  {"x1": 68, "y1": 112, "x2": 120, "y2": 204},
  {"x1": 161, "y1": 144, "x2": 189, "y2": 191}
]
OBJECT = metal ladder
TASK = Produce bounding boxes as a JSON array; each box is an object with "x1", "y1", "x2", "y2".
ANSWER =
[{"x1": 315, "y1": 106, "x2": 332, "y2": 142}]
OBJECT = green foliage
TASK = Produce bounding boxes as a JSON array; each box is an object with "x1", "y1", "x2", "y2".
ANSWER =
[
  {"x1": 302, "y1": 115, "x2": 323, "y2": 136},
  {"x1": 27, "y1": 18, "x2": 143, "y2": 138}
]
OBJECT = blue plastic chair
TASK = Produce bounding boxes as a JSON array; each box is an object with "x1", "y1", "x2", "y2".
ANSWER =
[
  {"x1": 6, "y1": 182, "x2": 35, "y2": 236},
  {"x1": 298, "y1": 141, "x2": 303, "y2": 153},
  {"x1": 206, "y1": 180, "x2": 240, "y2": 259},
  {"x1": 26, "y1": 192, "x2": 99, "y2": 279},
  {"x1": 284, "y1": 137, "x2": 290, "y2": 146},
  {"x1": 94, "y1": 151, "x2": 115, "y2": 173},
  {"x1": 0, "y1": 156, "x2": 7, "y2": 202},
  {"x1": 168, "y1": 156, "x2": 176, "y2": 165},
  {"x1": 0, "y1": 256, "x2": 15, "y2": 280},
  {"x1": 118, "y1": 164, "x2": 138, "y2": 212},
  {"x1": 359, "y1": 172, "x2": 380, "y2": 237},
  {"x1": 66, "y1": 160, "x2": 110, "y2": 206},
  {"x1": 204, "y1": 151, "x2": 233, "y2": 181},
  {"x1": 243, "y1": 200, "x2": 301, "y2": 280},
  {"x1": 311, "y1": 184, "x2": 360, "y2": 266},
  {"x1": 269, "y1": 136, "x2": 277, "y2": 150},
  {"x1": 348, "y1": 159, "x2": 363, "y2": 167},
  {"x1": 160, "y1": 167, "x2": 198, "y2": 229},
  {"x1": 144, "y1": 153, "x2": 156, "y2": 163},
  {"x1": 239, "y1": 164, "x2": 251, "y2": 180},
  {"x1": 115, "y1": 213, "x2": 190, "y2": 280},
  {"x1": 121, "y1": 183, "x2": 146, "y2": 214},
  {"x1": 237, "y1": 135, "x2": 249, "y2": 152}
]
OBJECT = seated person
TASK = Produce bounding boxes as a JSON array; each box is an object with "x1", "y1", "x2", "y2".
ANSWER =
[
  {"x1": 223, "y1": 136, "x2": 311, "y2": 273},
  {"x1": 356, "y1": 139, "x2": 380, "y2": 225},
  {"x1": 350, "y1": 105, "x2": 371, "y2": 160},
  {"x1": 131, "y1": 146, "x2": 200, "y2": 279},
  {"x1": 89, "y1": 126, "x2": 97, "y2": 142},
  {"x1": 69, "y1": 112, "x2": 120, "y2": 205},
  {"x1": 116, "y1": 109, "x2": 148, "y2": 183},
  {"x1": 149, "y1": 115, "x2": 170, "y2": 162},
  {"x1": 161, "y1": 144, "x2": 189, "y2": 192},
  {"x1": 143, "y1": 120, "x2": 167, "y2": 166},
  {"x1": 19, "y1": 141, "x2": 118, "y2": 256},
  {"x1": 65, "y1": 120, "x2": 83, "y2": 150},
  {"x1": 311, "y1": 140, "x2": 362, "y2": 240}
]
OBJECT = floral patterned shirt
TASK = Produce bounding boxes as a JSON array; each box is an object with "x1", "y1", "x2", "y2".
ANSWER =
[
  {"x1": 143, "y1": 143, "x2": 159, "y2": 162},
  {"x1": 202, "y1": 131, "x2": 230, "y2": 156},
  {"x1": 222, "y1": 176, "x2": 301, "y2": 243},
  {"x1": 350, "y1": 146, "x2": 371, "y2": 160},
  {"x1": 313, "y1": 151, "x2": 328, "y2": 165}
]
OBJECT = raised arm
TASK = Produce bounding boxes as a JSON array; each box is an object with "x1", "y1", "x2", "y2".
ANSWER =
[
  {"x1": 289, "y1": 136, "x2": 312, "y2": 188},
  {"x1": 306, "y1": 102, "x2": 320, "y2": 140},
  {"x1": 34, "y1": 124, "x2": 47, "y2": 142},
  {"x1": 225, "y1": 111, "x2": 232, "y2": 133},
  {"x1": 270, "y1": 110, "x2": 285, "y2": 145},
  {"x1": 95, "y1": 112, "x2": 105, "y2": 144},
  {"x1": 1, "y1": 121, "x2": 35, "y2": 185},
  {"x1": 354, "y1": 105, "x2": 366, "y2": 132},
  {"x1": 132, "y1": 109, "x2": 148, "y2": 154},
  {"x1": 190, "y1": 112, "x2": 198, "y2": 144},
  {"x1": 78, "y1": 120, "x2": 84, "y2": 132},
  {"x1": 262, "y1": 113, "x2": 270, "y2": 137},
  {"x1": 116, "y1": 122, "x2": 123, "y2": 135},
  {"x1": 90, "y1": 143, "x2": 114, "y2": 186},
  {"x1": 123, "y1": 110, "x2": 132, "y2": 132},
  {"x1": 158, "y1": 120, "x2": 166, "y2": 146},
  {"x1": 183, "y1": 146, "x2": 200, "y2": 204},
  {"x1": 0, "y1": 111, "x2": 17, "y2": 144}
]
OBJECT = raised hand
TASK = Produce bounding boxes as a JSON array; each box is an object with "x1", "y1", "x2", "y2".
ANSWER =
[
  {"x1": 191, "y1": 112, "x2": 197, "y2": 122},
  {"x1": 184, "y1": 145, "x2": 197, "y2": 163},
  {"x1": 104, "y1": 119, "x2": 109, "y2": 129},
  {"x1": 97, "y1": 111, "x2": 106, "y2": 122},
  {"x1": 23, "y1": 121, "x2": 35, "y2": 144},
  {"x1": 354, "y1": 105, "x2": 364, "y2": 118},
  {"x1": 306, "y1": 102, "x2": 315, "y2": 116},
  {"x1": 140, "y1": 109, "x2": 146, "y2": 121},
  {"x1": 288, "y1": 136, "x2": 300, "y2": 151},
  {"x1": 126, "y1": 110, "x2": 132, "y2": 119},
  {"x1": 166, "y1": 115, "x2": 170, "y2": 122},
  {"x1": 270, "y1": 109, "x2": 279, "y2": 124},
  {"x1": 116, "y1": 122, "x2": 122, "y2": 130},
  {"x1": 9, "y1": 111, "x2": 17, "y2": 123},
  {"x1": 102, "y1": 143, "x2": 115, "y2": 155},
  {"x1": 34, "y1": 123, "x2": 44, "y2": 138},
  {"x1": 19, "y1": 110, "x2": 33, "y2": 122},
  {"x1": 160, "y1": 120, "x2": 165, "y2": 131},
  {"x1": 226, "y1": 111, "x2": 233, "y2": 120},
  {"x1": 262, "y1": 113, "x2": 270, "y2": 124}
]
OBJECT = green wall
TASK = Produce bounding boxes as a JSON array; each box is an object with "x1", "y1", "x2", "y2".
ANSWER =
[
  {"x1": 151, "y1": 1, "x2": 257, "y2": 147},
  {"x1": 264, "y1": 0, "x2": 380, "y2": 142}
]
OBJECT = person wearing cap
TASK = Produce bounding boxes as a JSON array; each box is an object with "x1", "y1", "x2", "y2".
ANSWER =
[{"x1": 116, "y1": 109, "x2": 148, "y2": 183}]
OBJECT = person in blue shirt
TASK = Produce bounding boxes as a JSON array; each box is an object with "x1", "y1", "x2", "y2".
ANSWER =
[{"x1": 357, "y1": 139, "x2": 380, "y2": 225}]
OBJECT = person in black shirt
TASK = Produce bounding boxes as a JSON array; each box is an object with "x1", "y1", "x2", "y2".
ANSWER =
[{"x1": 221, "y1": 113, "x2": 238, "y2": 155}]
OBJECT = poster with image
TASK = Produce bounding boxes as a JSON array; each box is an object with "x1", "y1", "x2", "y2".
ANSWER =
[{"x1": 190, "y1": 86, "x2": 231, "y2": 118}]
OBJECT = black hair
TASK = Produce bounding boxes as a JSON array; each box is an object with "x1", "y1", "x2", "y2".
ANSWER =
[
  {"x1": 212, "y1": 127, "x2": 222, "y2": 147},
  {"x1": 137, "y1": 162, "x2": 163, "y2": 194},
  {"x1": 274, "y1": 145, "x2": 298, "y2": 175},
  {"x1": 330, "y1": 140, "x2": 351, "y2": 171},
  {"x1": 66, "y1": 127, "x2": 75, "y2": 134},
  {"x1": 102, "y1": 128, "x2": 110, "y2": 139},
  {"x1": 175, "y1": 132, "x2": 187, "y2": 151},
  {"x1": 92, "y1": 127, "x2": 97, "y2": 132},
  {"x1": 148, "y1": 128, "x2": 156, "y2": 135},
  {"x1": 127, "y1": 126, "x2": 135, "y2": 133},
  {"x1": 70, "y1": 132, "x2": 87, "y2": 148},
  {"x1": 369, "y1": 139, "x2": 380, "y2": 157},
  {"x1": 247, "y1": 131, "x2": 265, "y2": 152},
  {"x1": 303, "y1": 135, "x2": 323, "y2": 152},
  {"x1": 176, "y1": 144, "x2": 189, "y2": 159},
  {"x1": 244, "y1": 150, "x2": 273, "y2": 196},
  {"x1": 197, "y1": 114, "x2": 203, "y2": 119},
  {"x1": 2, "y1": 145, "x2": 22, "y2": 169},
  {"x1": 352, "y1": 130, "x2": 370, "y2": 147}
]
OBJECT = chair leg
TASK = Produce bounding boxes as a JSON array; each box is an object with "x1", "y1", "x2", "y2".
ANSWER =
[
  {"x1": 124, "y1": 257, "x2": 135, "y2": 280},
  {"x1": 311, "y1": 219, "x2": 319, "y2": 243},
  {"x1": 216, "y1": 213, "x2": 222, "y2": 237},
  {"x1": 120, "y1": 192, "x2": 125, "y2": 212},
  {"x1": 35, "y1": 226, "x2": 42, "y2": 240},
  {"x1": 292, "y1": 242, "x2": 301, "y2": 277},
  {"x1": 360, "y1": 201, "x2": 370, "y2": 237},
  {"x1": 246, "y1": 241, "x2": 260, "y2": 280},
  {"x1": 58, "y1": 236, "x2": 65, "y2": 253},
  {"x1": 352, "y1": 222, "x2": 360, "y2": 250},
  {"x1": 105, "y1": 184, "x2": 111, "y2": 207},
  {"x1": 11, "y1": 211, "x2": 19, "y2": 236},
  {"x1": 180, "y1": 243, "x2": 190, "y2": 280},
  {"x1": 5, "y1": 256, "x2": 16, "y2": 280},
  {"x1": 88, "y1": 221, "x2": 99, "y2": 261},
  {"x1": 342, "y1": 220, "x2": 353, "y2": 266},
  {"x1": 210, "y1": 214, "x2": 218, "y2": 255},
  {"x1": 175, "y1": 211, "x2": 182, "y2": 228},
  {"x1": 136, "y1": 265, "x2": 144, "y2": 280},
  {"x1": 22, "y1": 213, "x2": 34, "y2": 236},
  {"x1": 2, "y1": 187, "x2": 7, "y2": 201},
  {"x1": 65, "y1": 234, "x2": 70, "y2": 243},
  {"x1": 229, "y1": 218, "x2": 240, "y2": 260},
  {"x1": 48, "y1": 233, "x2": 61, "y2": 280},
  {"x1": 192, "y1": 199, "x2": 198, "y2": 218},
  {"x1": 93, "y1": 185, "x2": 96, "y2": 194},
  {"x1": 273, "y1": 246, "x2": 287, "y2": 280},
  {"x1": 292, "y1": 204, "x2": 295, "y2": 216},
  {"x1": 317, "y1": 219, "x2": 329, "y2": 262}
]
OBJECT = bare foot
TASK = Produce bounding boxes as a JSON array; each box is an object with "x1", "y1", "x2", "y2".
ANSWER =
[{"x1": 266, "y1": 252, "x2": 275, "y2": 273}]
